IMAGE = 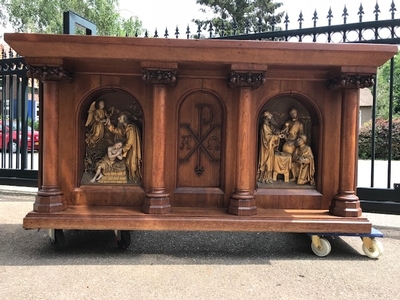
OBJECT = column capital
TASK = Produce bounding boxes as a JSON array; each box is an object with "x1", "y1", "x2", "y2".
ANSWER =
[
  {"x1": 27, "y1": 65, "x2": 73, "y2": 82},
  {"x1": 141, "y1": 68, "x2": 177, "y2": 86},
  {"x1": 228, "y1": 71, "x2": 265, "y2": 89},
  {"x1": 328, "y1": 74, "x2": 375, "y2": 90}
]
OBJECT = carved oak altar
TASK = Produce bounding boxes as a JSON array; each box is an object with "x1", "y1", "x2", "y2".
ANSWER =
[{"x1": 5, "y1": 33, "x2": 396, "y2": 238}]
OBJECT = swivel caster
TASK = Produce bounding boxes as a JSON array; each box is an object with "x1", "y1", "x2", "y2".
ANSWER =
[
  {"x1": 115, "y1": 230, "x2": 131, "y2": 249},
  {"x1": 362, "y1": 237, "x2": 384, "y2": 258},
  {"x1": 49, "y1": 229, "x2": 65, "y2": 251},
  {"x1": 310, "y1": 235, "x2": 331, "y2": 257}
]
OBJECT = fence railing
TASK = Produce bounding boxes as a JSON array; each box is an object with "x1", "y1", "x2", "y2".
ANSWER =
[
  {"x1": 0, "y1": 47, "x2": 39, "y2": 186},
  {"x1": 127, "y1": 1, "x2": 399, "y2": 42}
]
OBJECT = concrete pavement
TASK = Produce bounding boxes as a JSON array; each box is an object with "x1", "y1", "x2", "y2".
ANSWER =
[{"x1": 1, "y1": 187, "x2": 400, "y2": 300}]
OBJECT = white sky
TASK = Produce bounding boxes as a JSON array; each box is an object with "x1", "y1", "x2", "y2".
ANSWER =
[
  {"x1": 0, "y1": 0, "x2": 397, "y2": 41},
  {"x1": 119, "y1": 0, "x2": 397, "y2": 35}
]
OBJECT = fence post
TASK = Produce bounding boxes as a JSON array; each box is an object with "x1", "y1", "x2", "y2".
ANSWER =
[{"x1": 63, "y1": 11, "x2": 97, "y2": 35}]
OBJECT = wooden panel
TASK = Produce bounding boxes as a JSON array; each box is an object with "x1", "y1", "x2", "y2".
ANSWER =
[
  {"x1": 58, "y1": 75, "x2": 149, "y2": 206},
  {"x1": 255, "y1": 189, "x2": 323, "y2": 209},
  {"x1": 177, "y1": 90, "x2": 223, "y2": 188}
]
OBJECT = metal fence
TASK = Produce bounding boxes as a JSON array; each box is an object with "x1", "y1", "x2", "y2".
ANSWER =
[
  {"x1": 0, "y1": 11, "x2": 95, "y2": 187},
  {"x1": 0, "y1": 47, "x2": 39, "y2": 186}
]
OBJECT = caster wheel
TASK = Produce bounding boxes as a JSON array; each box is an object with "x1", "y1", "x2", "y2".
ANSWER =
[
  {"x1": 116, "y1": 230, "x2": 131, "y2": 249},
  {"x1": 50, "y1": 229, "x2": 65, "y2": 251},
  {"x1": 362, "y1": 239, "x2": 383, "y2": 258},
  {"x1": 311, "y1": 237, "x2": 331, "y2": 257}
]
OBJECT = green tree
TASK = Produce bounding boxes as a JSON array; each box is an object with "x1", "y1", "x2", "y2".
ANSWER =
[
  {"x1": 376, "y1": 51, "x2": 400, "y2": 119},
  {"x1": 194, "y1": 0, "x2": 283, "y2": 36},
  {"x1": 0, "y1": 0, "x2": 142, "y2": 36}
]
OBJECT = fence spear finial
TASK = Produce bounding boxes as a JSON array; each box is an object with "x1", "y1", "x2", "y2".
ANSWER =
[
  {"x1": 390, "y1": 0, "x2": 397, "y2": 19},
  {"x1": 358, "y1": 3, "x2": 365, "y2": 22},
  {"x1": 312, "y1": 9, "x2": 318, "y2": 27},
  {"x1": 327, "y1": 7, "x2": 333, "y2": 26},
  {"x1": 342, "y1": 5, "x2": 349, "y2": 24}
]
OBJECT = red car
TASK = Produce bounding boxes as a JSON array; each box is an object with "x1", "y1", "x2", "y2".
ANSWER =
[{"x1": 0, "y1": 121, "x2": 39, "y2": 152}]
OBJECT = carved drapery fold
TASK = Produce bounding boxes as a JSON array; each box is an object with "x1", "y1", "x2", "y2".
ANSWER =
[
  {"x1": 228, "y1": 71, "x2": 265, "y2": 89},
  {"x1": 328, "y1": 74, "x2": 375, "y2": 90},
  {"x1": 141, "y1": 69, "x2": 177, "y2": 86},
  {"x1": 27, "y1": 65, "x2": 72, "y2": 82}
]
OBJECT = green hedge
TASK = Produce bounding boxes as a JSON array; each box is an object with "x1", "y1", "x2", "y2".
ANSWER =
[{"x1": 359, "y1": 118, "x2": 400, "y2": 160}]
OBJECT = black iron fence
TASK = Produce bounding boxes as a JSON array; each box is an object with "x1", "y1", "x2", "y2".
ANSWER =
[
  {"x1": 0, "y1": 11, "x2": 97, "y2": 187},
  {"x1": 0, "y1": 47, "x2": 39, "y2": 186},
  {"x1": 131, "y1": 1, "x2": 399, "y2": 42}
]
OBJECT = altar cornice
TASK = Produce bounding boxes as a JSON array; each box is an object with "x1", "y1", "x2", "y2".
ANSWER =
[{"x1": 4, "y1": 33, "x2": 397, "y2": 75}]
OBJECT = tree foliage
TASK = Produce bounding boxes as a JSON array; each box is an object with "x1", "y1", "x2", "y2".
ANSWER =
[
  {"x1": 376, "y1": 51, "x2": 400, "y2": 119},
  {"x1": 0, "y1": 0, "x2": 142, "y2": 36},
  {"x1": 194, "y1": 0, "x2": 283, "y2": 36},
  {"x1": 359, "y1": 118, "x2": 400, "y2": 160}
]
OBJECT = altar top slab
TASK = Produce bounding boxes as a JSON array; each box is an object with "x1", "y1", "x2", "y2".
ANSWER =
[{"x1": 4, "y1": 33, "x2": 398, "y2": 74}]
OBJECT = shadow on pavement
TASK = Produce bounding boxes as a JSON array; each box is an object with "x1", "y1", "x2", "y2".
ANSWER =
[{"x1": 0, "y1": 223, "x2": 373, "y2": 266}]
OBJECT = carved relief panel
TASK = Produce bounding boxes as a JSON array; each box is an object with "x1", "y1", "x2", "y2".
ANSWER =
[
  {"x1": 178, "y1": 91, "x2": 223, "y2": 188},
  {"x1": 80, "y1": 90, "x2": 143, "y2": 185},
  {"x1": 257, "y1": 96, "x2": 316, "y2": 189}
]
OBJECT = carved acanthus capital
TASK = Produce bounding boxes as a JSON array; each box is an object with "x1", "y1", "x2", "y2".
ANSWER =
[
  {"x1": 328, "y1": 74, "x2": 375, "y2": 90},
  {"x1": 27, "y1": 65, "x2": 73, "y2": 82},
  {"x1": 228, "y1": 71, "x2": 265, "y2": 89},
  {"x1": 141, "y1": 69, "x2": 177, "y2": 86}
]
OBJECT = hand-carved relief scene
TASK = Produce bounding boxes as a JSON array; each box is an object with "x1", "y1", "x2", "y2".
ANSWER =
[
  {"x1": 80, "y1": 91, "x2": 143, "y2": 185},
  {"x1": 257, "y1": 97, "x2": 316, "y2": 188}
]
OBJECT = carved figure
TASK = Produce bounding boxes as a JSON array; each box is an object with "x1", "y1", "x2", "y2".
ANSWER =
[
  {"x1": 273, "y1": 107, "x2": 307, "y2": 182},
  {"x1": 280, "y1": 107, "x2": 305, "y2": 154},
  {"x1": 85, "y1": 100, "x2": 113, "y2": 145},
  {"x1": 108, "y1": 113, "x2": 142, "y2": 183},
  {"x1": 91, "y1": 140, "x2": 125, "y2": 182},
  {"x1": 257, "y1": 110, "x2": 281, "y2": 183},
  {"x1": 291, "y1": 134, "x2": 315, "y2": 185}
]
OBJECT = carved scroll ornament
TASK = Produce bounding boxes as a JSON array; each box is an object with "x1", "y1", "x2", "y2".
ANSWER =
[
  {"x1": 228, "y1": 71, "x2": 265, "y2": 89},
  {"x1": 27, "y1": 65, "x2": 72, "y2": 82},
  {"x1": 141, "y1": 69, "x2": 177, "y2": 86},
  {"x1": 328, "y1": 74, "x2": 375, "y2": 90}
]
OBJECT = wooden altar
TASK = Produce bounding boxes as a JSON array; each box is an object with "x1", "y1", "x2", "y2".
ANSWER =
[{"x1": 5, "y1": 33, "x2": 397, "y2": 246}]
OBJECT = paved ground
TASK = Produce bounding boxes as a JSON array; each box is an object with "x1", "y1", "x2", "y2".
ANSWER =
[{"x1": 1, "y1": 187, "x2": 400, "y2": 300}]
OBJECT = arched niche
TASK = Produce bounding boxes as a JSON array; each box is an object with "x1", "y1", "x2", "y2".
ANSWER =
[
  {"x1": 256, "y1": 94, "x2": 320, "y2": 189},
  {"x1": 177, "y1": 90, "x2": 224, "y2": 188},
  {"x1": 78, "y1": 88, "x2": 144, "y2": 185}
]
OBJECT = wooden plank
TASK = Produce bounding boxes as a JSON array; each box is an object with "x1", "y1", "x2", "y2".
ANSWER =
[
  {"x1": 23, "y1": 206, "x2": 371, "y2": 233},
  {"x1": 5, "y1": 33, "x2": 397, "y2": 70}
]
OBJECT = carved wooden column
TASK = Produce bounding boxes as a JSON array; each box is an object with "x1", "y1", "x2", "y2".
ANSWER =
[
  {"x1": 228, "y1": 71, "x2": 265, "y2": 216},
  {"x1": 328, "y1": 74, "x2": 375, "y2": 217},
  {"x1": 28, "y1": 66, "x2": 72, "y2": 213},
  {"x1": 141, "y1": 67, "x2": 177, "y2": 214}
]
